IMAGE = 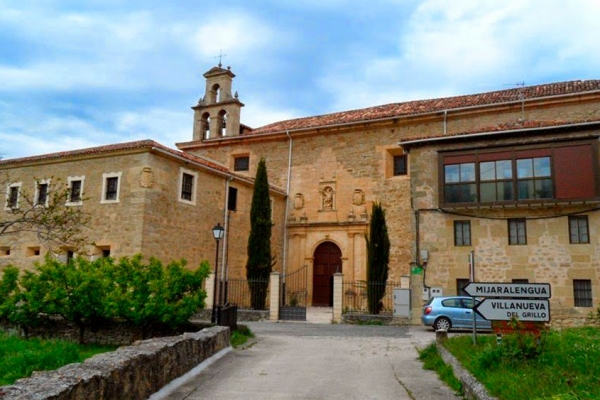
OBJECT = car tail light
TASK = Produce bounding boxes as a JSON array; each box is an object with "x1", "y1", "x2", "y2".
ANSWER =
[{"x1": 424, "y1": 306, "x2": 432, "y2": 315}]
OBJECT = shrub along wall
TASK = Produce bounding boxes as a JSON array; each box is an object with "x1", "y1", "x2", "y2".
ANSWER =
[{"x1": 0, "y1": 326, "x2": 230, "y2": 400}]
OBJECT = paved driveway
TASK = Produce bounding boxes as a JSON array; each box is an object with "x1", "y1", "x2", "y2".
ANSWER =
[{"x1": 152, "y1": 322, "x2": 459, "y2": 400}]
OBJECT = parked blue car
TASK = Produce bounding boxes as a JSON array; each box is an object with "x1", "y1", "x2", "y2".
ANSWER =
[{"x1": 421, "y1": 296, "x2": 492, "y2": 331}]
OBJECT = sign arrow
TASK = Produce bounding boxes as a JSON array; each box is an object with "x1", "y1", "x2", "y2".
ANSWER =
[
  {"x1": 464, "y1": 282, "x2": 551, "y2": 299},
  {"x1": 475, "y1": 298, "x2": 550, "y2": 322}
]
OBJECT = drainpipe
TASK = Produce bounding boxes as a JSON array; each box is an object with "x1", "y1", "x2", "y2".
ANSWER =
[
  {"x1": 222, "y1": 177, "x2": 233, "y2": 284},
  {"x1": 282, "y1": 130, "x2": 293, "y2": 277}
]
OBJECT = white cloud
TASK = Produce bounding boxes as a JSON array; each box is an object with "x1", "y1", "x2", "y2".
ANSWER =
[
  {"x1": 187, "y1": 11, "x2": 280, "y2": 65},
  {"x1": 317, "y1": 0, "x2": 600, "y2": 113}
]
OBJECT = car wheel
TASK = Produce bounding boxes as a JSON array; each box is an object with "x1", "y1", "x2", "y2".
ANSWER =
[{"x1": 434, "y1": 317, "x2": 451, "y2": 331}]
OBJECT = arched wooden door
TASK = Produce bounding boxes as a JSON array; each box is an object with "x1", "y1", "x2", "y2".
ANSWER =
[{"x1": 312, "y1": 242, "x2": 342, "y2": 306}]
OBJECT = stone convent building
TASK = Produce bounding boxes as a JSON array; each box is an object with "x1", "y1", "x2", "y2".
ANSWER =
[{"x1": 2, "y1": 64, "x2": 600, "y2": 321}]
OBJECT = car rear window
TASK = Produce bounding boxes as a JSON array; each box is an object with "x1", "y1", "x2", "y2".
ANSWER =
[{"x1": 441, "y1": 298, "x2": 462, "y2": 308}]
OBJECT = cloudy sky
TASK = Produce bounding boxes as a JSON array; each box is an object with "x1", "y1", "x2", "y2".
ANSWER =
[{"x1": 1, "y1": 0, "x2": 599, "y2": 159}]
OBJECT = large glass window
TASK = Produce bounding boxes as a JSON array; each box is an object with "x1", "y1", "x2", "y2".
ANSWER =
[
  {"x1": 480, "y1": 159, "x2": 513, "y2": 202},
  {"x1": 516, "y1": 157, "x2": 553, "y2": 200},
  {"x1": 444, "y1": 163, "x2": 476, "y2": 203}
]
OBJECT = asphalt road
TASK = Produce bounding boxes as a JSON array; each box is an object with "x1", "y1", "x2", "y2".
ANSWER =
[{"x1": 151, "y1": 322, "x2": 459, "y2": 400}]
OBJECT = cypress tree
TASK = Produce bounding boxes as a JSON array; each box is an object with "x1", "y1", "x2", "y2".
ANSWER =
[
  {"x1": 366, "y1": 202, "x2": 390, "y2": 314},
  {"x1": 246, "y1": 158, "x2": 273, "y2": 309}
]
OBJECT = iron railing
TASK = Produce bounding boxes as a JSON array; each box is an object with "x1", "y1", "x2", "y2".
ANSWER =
[
  {"x1": 342, "y1": 280, "x2": 401, "y2": 315},
  {"x1": 224, "y1": 278, "x2": 270, "y2": 310}
]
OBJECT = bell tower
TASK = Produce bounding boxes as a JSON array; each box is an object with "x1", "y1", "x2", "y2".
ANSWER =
[{"x1": 192, "y1": 64, "x2": 244, "y2": 141}]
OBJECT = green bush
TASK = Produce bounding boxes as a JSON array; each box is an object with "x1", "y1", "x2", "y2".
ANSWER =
[{"x1": 0, "y1": 255, "x2": 210, "y2": 342}]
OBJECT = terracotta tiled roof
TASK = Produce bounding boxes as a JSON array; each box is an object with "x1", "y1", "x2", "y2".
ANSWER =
[
  {"x1": 0, "y1": 139, "x2": 229, "y2": 174},
  {"x1": 249, "y1": 80, "x2": 600, "y2": 135},
  {"x1": 398, "y1": 118, "x2": 600, "y2": 145}
]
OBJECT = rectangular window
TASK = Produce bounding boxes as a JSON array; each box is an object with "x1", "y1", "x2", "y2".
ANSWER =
[
  {"x1": 573, "y1": 279, "x2": 592, "y2": 307},
  {"x1": 454, "y1": 220, "x2": 471, "y2": 246},
  {"x1": 101, "y1": 172, "x2": 122, "y2": 203},
  {"x1": 67, "y1": 176, "x2": 85, "y2": 206},
  {"x1": 0, "y1": 247, "x2": 10, "y2": 257},
  {"x1": 508, "y1": 218, "x2": 527, "y2": 245},
  {"x1": 456, "y1": 278, "x2": 470, "y2": 296},
  {"x1": 36, "y1": 183, "x2": 49, "y2": 206},
  {"x1": 393, "y1": 155, "x2": 408, "y2": 176},
  {"x1": 512, "y1": 279, "x2": 529, "y2": 284},
  {"x1": 106, "y1": 177, "x2": 118, "y2": 200},
  {"x1": 7, "y1": 185, "x2": 19, "y2": 209},
  {"x1": 181, "y1": 173, "x2": 194, "y2": 201},
  {"x1": 569, "y1": 216, "x2": 590, "y2": 244},
  {"x1": 228, "y1": 187, "x2": 238, "y2": 211},
  {"x1": 70, "y1": 181, "x2": 82, "y2": 202},
  {"x1": 178, "y1": 168, "x2": 198, "y2": 205},
  {"x1": 234, "y1": 156, "x2": 249, "y2": 172}
]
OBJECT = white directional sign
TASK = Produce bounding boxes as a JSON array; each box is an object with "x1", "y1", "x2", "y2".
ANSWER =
[
  {"x1": 475, "y1": 299, "x2": 550, "y2": 322},
  {"x1": 464, "y1": 282, "x2": 551, "y2": 299}
]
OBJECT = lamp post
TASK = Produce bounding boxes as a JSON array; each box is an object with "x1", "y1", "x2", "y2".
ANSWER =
[{"x1": 211, "y1": 222, "x2": 225, "y2": 324}]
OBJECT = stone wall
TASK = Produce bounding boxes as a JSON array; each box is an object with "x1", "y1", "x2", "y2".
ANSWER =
[{"x1": 0, "y1": 326, "x2": 230, "y2": 400}]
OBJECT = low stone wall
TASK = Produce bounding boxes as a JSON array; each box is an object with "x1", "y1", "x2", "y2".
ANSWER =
[
  {"x1": 1, "y1": 318, "x2": 211, "y2": 346},
  {"x1": 192, "y1": 308, "x2": 269, "y2": 322},
  {"x1": 0, "y1": 326, "x2": 230, "y2": 400}
]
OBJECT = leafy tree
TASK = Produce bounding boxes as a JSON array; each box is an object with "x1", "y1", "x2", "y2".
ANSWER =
[
  {"x1": 366, "y1": 202, "x2": 390, "y2": 315},
  {"x1": 246, "y1": 158, "x2": 274, "y2": 309},
  {"x1": 2, "y1": 268, "x2": 47, "y2": 338},
  {"x1": 104, "y1": 255, "x2": 210, "y2": 338},
  {"x1": 0, "y1": 176, "x2": 91, "y2": 254},
  {"x1": 34, "y1": 255, "x2": 110, "y2": 343},
  {"x1": 0, "y1": 266, "x2": 20, "y2": 323}
]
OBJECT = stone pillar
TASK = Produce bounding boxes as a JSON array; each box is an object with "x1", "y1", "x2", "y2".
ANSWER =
[
  {"x1": 270, "y1": 272, "x2": 281, "y2": 321},
  {"x1": 332, "y1": 273, "x2": 343, "y2": 323},
  {"x1": 206, "y1": 272, "x2": 215, "y2": 309}
]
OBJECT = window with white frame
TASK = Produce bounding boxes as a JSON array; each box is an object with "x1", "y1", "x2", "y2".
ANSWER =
[
  {"x1": 178, "y1": 168, "x2": 198, "y2": 205},
  {"x1": 101, "y1": 172, "x2": 122, "y2": 203},
  {"x1": 5, "y1": 182, "x2": 22, "y2": 210},
  {"x1": 67, "y1": 176, "x2": 85, "y2": 206},
  {"x1": 34, "y1": 179, "x2": 50, "y2": 207}
]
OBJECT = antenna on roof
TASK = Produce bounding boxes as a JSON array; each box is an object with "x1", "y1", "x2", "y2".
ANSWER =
[{"x1": 504, "y1": 81, "x2": 526, "y2": 122}]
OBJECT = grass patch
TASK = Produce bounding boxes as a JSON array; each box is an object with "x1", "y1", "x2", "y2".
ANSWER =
[
  {"x1": 230, "y1": 325, "x2": 254, "y2": 348},
  {"x1": 443, "y1": 327, "x2": 600, "y2": 400},
  {"x1": 418, "y1": 343, "x2": 463, "y2": 395},
  {"x1": 0, "y1": 331, "x2": 116, "y2": 386}
]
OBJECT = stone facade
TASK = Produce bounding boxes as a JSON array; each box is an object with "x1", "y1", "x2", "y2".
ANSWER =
[
  {"x1": 178, "y1": 68, "x2": 600, "y2": 320},
  {"x1": 2, "y1": 65, "x2": 600, "y2": 323},
  {"x1": 0, "y1": 142, "x2": 286, "y2": 278}
]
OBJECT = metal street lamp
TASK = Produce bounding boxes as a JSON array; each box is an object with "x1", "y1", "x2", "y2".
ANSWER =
[{"x1": 211, "y1": 223, "x2": 225, "y2": 324}]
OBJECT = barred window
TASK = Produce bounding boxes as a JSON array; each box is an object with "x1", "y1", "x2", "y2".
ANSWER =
[
  {"x1": 105, "y1": 177, "x2": 119, "y2": 201},
  {"x1": 573, "y1": 279, "x2": 592, "y2": 307},
  {"x1": 234, "y1": 156, "x2": 250, "y2": 172},
  {"x1": 181, "y1": 173, "x2": 194, "y2": 201}
]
